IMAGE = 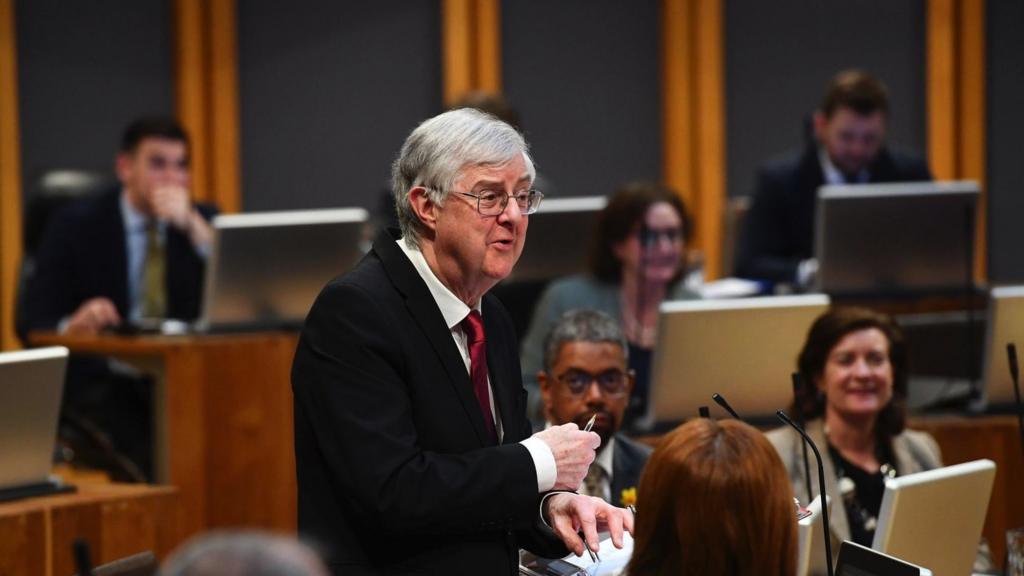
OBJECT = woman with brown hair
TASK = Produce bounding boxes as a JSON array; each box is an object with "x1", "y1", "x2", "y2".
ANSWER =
[
  {"x1": 767, "y1": 307, "x2": 942, "y2": 553},
  {"x1": 628, "y1": 418, "x2": 797, "y2": 576},
  {"x1": 520, "y1": 181, "x2": 698, "y2": 428}
]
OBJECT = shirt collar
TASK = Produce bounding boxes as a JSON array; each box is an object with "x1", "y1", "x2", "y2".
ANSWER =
[
  {"x1": 819, "y1": 147, "x2": 869, "y2": 185},
  {"x1": 396, "y1": 237, "x2": 480, "y2": 329},
  {"x1": 119, "y1": 190, "x2": 148, "y2": 233}
]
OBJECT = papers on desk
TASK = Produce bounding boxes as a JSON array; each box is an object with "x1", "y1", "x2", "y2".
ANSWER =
[{"x1": 561, "y1": 532, "x2": 634, "y2": 576}]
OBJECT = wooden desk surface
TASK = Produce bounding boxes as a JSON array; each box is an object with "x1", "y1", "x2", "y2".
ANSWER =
[
  {"x1": 0, "y1": 483, "x2": 182, "y2": 576},
  {"x1": 31, "y1": 331, "x2": 300, "y2": 537}
]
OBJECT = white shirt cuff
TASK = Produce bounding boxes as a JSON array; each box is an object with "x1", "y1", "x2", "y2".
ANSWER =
[{"x1": 520, "y1": 436, "x2": 557, "y2": 492}]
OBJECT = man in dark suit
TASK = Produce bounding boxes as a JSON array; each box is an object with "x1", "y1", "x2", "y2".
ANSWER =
[
  {"x1": 537, "y1": 310, "x2": 652, "y2": 508},
  {"x1": 292, "y1": 109, "x2": 633, "y2": 576},
  {"x1": 20, "y1": 117, "x2": 216, "y2": 479},
  {"x1": 736, "y1": 70, "x2": 932, "y2": 286}
]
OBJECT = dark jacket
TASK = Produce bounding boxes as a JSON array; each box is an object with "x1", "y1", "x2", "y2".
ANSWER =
[
  {"x1": 736, "y1": 145, "x2": 932, "y2": 283},
  {"x1": 291, "y1": 229, "x2": 565, "y2": 576},
  {"x1": 610, "y1": 433, "x2": 652, "y2": 507}
]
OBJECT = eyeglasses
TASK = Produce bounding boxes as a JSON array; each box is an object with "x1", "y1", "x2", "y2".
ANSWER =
[
  {"x1": 456, "y1": 189, "x2": 544, "y2": 216},
  {"x1": 639, "y1": 227, "x2": 683, "y2": 246},
  {"x1": 555, "y1": 369, "x2": 632, "y2": 397}
]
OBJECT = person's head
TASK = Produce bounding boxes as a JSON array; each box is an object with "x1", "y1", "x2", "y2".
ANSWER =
[
  {"x1": 628, "y1": 418, "x2": 797, "y2": 576},
  {"x1": 116, "y1": 116, "x2": 190, "y2": 216},
  {"x1": 392, "y1": 108, "x2": 538, "y2": 300},
  {"x1": 813, "y1": 69, "x2": 890, "y2": 178},
  {"x1": 451, "y1": 90, "x2": 522, "y2": 132},
  {"x1": 589, "y1": 181, "x2": 690, "y2": 286},
  {"x1": 537, "y1": 309, "x2": 634, "y2": 447},
  {"x1": 795, "y1": 307, "x2": 908, "y2": 435},
  {"x1": 159, "y1": 531, "x2": 329, "y2": 576}
]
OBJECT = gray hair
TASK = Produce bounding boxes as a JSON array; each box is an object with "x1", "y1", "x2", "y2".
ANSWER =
[
  {"x1": 391, "y1": 107, "x2": 535, "y2": 247},
  {"x1": 542, "y1": 309, "x2": 628, "y2": 373},
  {"x1": 159, "y1": 531, "x2": 328, "y2": 576}
]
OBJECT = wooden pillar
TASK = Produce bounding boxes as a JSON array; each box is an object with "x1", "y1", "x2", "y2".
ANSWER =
[
  {"x1": 0, "y1": 0, "x2": 23, "y2": 350},
  {"x1": 661, "y1": 0, "x2": 725, "y2": 280},
  {"x1": 442, "y1": 0, "x2": 502, "y2": 107}
]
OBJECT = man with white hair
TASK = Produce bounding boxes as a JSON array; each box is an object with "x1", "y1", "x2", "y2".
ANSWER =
[{"x1": 292, "y1": 108, "x2": 632, "y2": 575}]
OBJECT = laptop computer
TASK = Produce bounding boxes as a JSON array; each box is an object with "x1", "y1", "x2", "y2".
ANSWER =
[
  {"x1": 980, "y1": 285, "x2": 1024, "y2": 409},
  {"x1": 193, "y1": 207, "x2": 369, "y2": 332},
  {"x1": 872, "y1": 459, "x2": 995, "y2": 576},
  {"x1": 815, "y1": 181, "x2": 979, "y2": 296},
  {"x1": 797, "y1": 495, "x2": 831, "y2": 576},
  {"x1": 0, "y1": 346, "x2": 74, "y2": 501},
  {"x1": 836, "y1": 540, "x2": 930, "y2": 576},
  {"x1": 646, "y1": 294, "x2": 829, "y2": 426}
]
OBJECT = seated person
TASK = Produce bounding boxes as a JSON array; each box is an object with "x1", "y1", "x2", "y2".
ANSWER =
[
  {"x1": 537, "y1": 309, "x2": 652, "y2": 507},
  {"x1": 628, "y1": 418, "x2": 797, "y2": 575},
  {"x1": 22, "y1": 116, "x2": 216, "y2": 334},
  {"x1": 767, "y1": 307, "x2": 940, "y2": 552},
  {"x1": 521, "y1": 182, "x2": 698, "y2": 429},
  {"x1": 160, "y1": 531, "x2": 329, "y2": 576},
  {"x1": 19, "y1": 117, "x2": 217, "y2": 480},
  {"x1": 736, "y1": 69, "x2": 932, "y2": 287}
]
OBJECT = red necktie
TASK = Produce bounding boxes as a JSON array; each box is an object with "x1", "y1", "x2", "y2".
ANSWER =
[{"x1": 460, "y1": 310, "x2": 498, "y2": 443}]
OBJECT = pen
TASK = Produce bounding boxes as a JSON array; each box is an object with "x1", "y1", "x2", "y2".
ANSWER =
[
  {"x1": 583, "y1": 414, "x2": 596, "y2": 433},
  {"x1": 581, "y1": 413, "x2": 600, "y2": 565}
]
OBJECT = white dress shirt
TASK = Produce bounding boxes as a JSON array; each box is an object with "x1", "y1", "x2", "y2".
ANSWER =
[{"x1": 397, "y1": 238, "x2": 557, "y2": 492}]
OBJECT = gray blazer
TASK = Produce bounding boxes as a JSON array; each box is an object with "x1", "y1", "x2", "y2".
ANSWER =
[{"x1": 766, "y1": 419, "x2": 942, "y2": 554}]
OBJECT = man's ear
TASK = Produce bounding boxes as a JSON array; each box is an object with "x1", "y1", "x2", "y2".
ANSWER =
[
  {"x1": 407, "y1": 186, "x2": 439, "y2": 234},
  {"x1": 115, "y1": 152, "x2": 133, "y2": 183},
  {"x1": 537, "y1": 371, "x2": 553, "y2": 410},
  {"x1": 812, "y1": 110, "x2": 827, "y2": 142}
]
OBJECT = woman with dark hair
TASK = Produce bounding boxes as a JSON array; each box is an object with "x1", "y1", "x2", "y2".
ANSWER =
[
  {"x1": 628, "y1": 418, "x2": 797, "y2": 576},
  {"x1": 520, "y1": 182, "x2": 698, "y2": 428},
  {"x1": 767, "y1": 306, "x2": 942, "y2": 554}
]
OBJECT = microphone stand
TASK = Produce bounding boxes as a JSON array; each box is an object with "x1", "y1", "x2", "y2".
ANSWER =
[
  {"x1": 791, "y1": 373, "x2": 814, "y2": 504},
  {"x1": 711, "y1": 393, "x2": 740, "y2": 420},
  {"x1": 777, "y1": 410, "x2": 834, "y2": 576},
  {"x1": 1007, "y1": 344, "x2": 1024, "y2": 465},
  {"x1": 698, "y1": 405, "x2": 710, "y2": 418}
]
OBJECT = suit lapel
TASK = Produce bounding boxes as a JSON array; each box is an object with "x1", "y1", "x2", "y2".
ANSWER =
[
  {"x1": 106, "y1": 192, "x2": 130, "y2": 316},
  {"x1": 373, "y1": 230, "x2": 492, "y2": 446},
  {"x1": 483, "y1": 296, "x2": 520, "y2": 444}
]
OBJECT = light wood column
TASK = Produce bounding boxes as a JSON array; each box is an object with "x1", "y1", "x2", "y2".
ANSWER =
[
  {"x1": 661, "y1": 0, "x2": 725, "y2": 280},
  {"x1": 0, "y1": 0, "x2": 22, "y2": 350},
  {"x1": 927, "y1": 0, "x2": 987, "y2": 280},
  {"x1": 442, "y1": 0, "x2": 502, "y2": 106},
  {"x1": 173, "y1": 0, "x2": 241, "y2": 213}
]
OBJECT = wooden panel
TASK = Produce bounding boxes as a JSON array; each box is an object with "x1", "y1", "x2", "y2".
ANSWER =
[
  {"x1": 163, "y1": 346, "x2": 208, "y2": 537},
  {"x1": 474, "y1": 0, "x2": 501, "y2": 93},
  {"x1": 50, "y1": 498, "x2": 103, "y2": 576},
  {"x1": 0, "y1": 509, "x2": 46, "y2": 576},
  {"x1": 693, "y1": 0, "x2": 724, "y2": 280},
  {"x1": 660, "y1": 0, "x2": 695, "y2": 211},
  {"x1": 173, "y1": 0, "x2": 211, "y2": 206},
  {"x1": 442, "y1": 0, "x2": 473, "y2": 106},
  {"x1": 926, "y1": 0, "x2": 957, "y2": 180},
  {"x1": 0, "y1": 0, "x2": 22, "y2": 351},
  {"x1": 957, "y1": 0, "x2": 986, "y2": 280},
  {"x1": 207, "y1": 0, "x2": 241, "y2": 214}
]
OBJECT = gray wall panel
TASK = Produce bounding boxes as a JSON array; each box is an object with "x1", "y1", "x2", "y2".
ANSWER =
[
  {"x1": 987, "y1": 0, "x2": 1024, "y2": 282},
  {"x1": 239, "y1": 0, "x2": 441, "y2": 212},
  {"x1": 501, "y1": 0, "x2": 661, "y2": 199},
  {"x1": 16, "y1": 0, "x2": 173, "y2": 198},
  {"x1": 725, "y1": 0, "x2": 927, "y2": 198}
]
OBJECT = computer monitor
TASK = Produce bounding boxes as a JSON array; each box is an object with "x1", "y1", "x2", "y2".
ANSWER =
[
  {"x1": 872, "y1": 459, "x2": 995, "y2": 576},
  {"x1": 836, "y1": 541, "x2": 930, "y2": 576},
  {"x1": 797, "y1": 496, "x2": 831, "y2": 576},
  {"x1": 0, "y1": 347, "x2": 69, "y2": 500},
  {"x1": 981, "y1": 285, "x2": 1024, "y2": 408},
  {"x1": 197, "y1": 208, "x2": 369, "y2": 332},
  {"x1": 505, "y1": 195, "x2": 606, "y2": 282},
  {"x1": 647, "y1": 294, "x2": 830, "y2": 425},
  {"x1": 815, "y1": 181, "x2": 979, "y2": 296}
]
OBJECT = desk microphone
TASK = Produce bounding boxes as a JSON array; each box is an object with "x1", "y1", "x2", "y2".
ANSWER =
[
  {"x1": 699, "y1": 405, "x2": 710, "y2": 418},
  {"x1": 73, "y1": 538, "x2": 93, "y2": 576},
  {"x1": 777, "y1": 410, "x2": 834, "y2": 576},
  {"x1": 791, "y1": 373, "x2": 814, "y2": 504},
  {"x1": 1007, "y1": 343, "x2": 1024, "y2": 465},
  {"x1": 711, "y1": 393, "x2": 740, "y2": 419}
]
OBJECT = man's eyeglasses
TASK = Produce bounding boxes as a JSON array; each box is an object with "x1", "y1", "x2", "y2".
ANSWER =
[
  {"x1": 456, "y1": 189, "x2": 544, "y2": 216},
  {"x1": 555, "y1": 369, "x2": 632, "y2": 397}
]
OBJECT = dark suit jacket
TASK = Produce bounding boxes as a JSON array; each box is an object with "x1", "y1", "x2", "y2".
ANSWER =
[
  {"x1": 19, "y1": 189, "x2": 216, "y2": 336},
  {"x1": 610, "y1": 433, "x2": 651, "y2": 507},
  {"x1": 292, "y1": 229, "x2": 566, "y2": 576},
  {"x1": 736, "y1": 145, "x2": 932, "y2": 283}
]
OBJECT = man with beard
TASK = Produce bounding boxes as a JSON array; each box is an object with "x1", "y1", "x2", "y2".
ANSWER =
[
  {"x1": 735, "y1": 69, "x2": 932, "y2": 287},
  {"x1": 537, "y1": 309, "x2": 652, "y2": 507}
]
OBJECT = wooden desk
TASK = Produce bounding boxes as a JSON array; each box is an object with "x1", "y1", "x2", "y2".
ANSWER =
[
  {"x1": 32, "y1": 332, "x2": 299, "y2": 537},
  {"x1": 0, "y1": 483, "x2": 181, "y2": 576}
]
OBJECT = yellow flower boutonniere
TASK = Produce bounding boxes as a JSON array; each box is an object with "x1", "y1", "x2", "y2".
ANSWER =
[{"x1": 620, "y1": 487, "x2": 637, "y2": 507}]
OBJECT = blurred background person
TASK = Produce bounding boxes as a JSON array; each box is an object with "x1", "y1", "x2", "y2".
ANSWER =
[
  {"x1": 521, "y1": 181, "x2": 697, "y2": 429},
  {"x1": 736, "y1": 69, "x2": 932, "y2": 288},
  {"x1": 767, "y1": 307, "x2": 940, "y2": 551},
  {"x1": 160, "y1": 531, "x2": 329, "y2": 576},
  {"x1": 537, "y1": 309, "x2": 652, "y2": 507},
  {"x1": 628, "y1": 418, "x2": 797, "y2": 576}
]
